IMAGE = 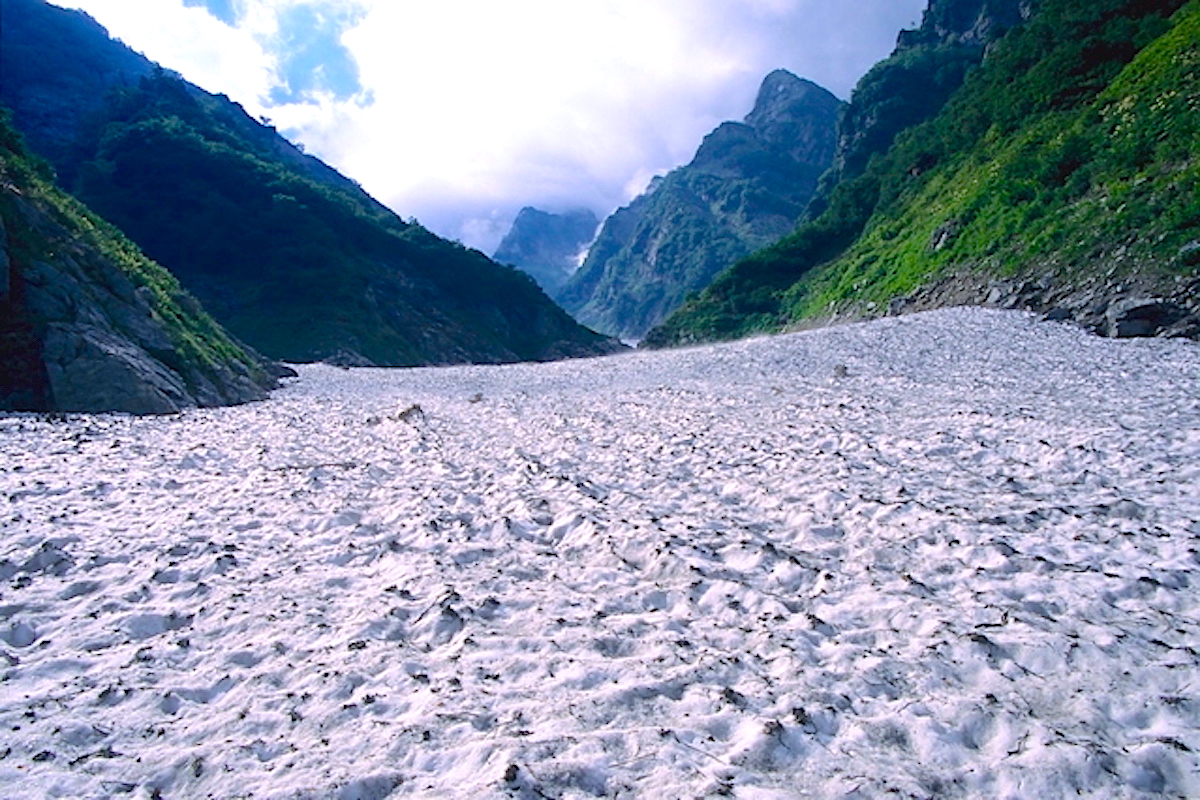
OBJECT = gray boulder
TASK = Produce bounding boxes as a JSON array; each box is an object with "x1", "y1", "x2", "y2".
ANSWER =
[
  {"x1": 41, "y1": 324, "x2": 190, "y2": 414},
  {"x1": 1105, "y1": 298, "x2": 1190, "y2": 339}
]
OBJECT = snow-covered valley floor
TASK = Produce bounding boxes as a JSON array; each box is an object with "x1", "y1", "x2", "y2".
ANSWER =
[{"x1": 2, "y1": 308, "x2": 1198, "y2": 799}]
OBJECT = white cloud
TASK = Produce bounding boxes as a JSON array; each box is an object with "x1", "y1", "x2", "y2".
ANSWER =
[
  {"x1": 332, "y1": 2, "x2": 746, "y2": 223},
  {"x1": 58, "y1": 0, "x2": 927, "y2": 252},
  {"x1": 63, "y1": 0, "x2": 277, "y2": 113}
]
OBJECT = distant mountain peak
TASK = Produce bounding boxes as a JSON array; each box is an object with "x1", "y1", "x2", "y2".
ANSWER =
[
  {"x1": 493, "y1": 207, "x2": 599, "y2": 296},
  {"x1": 752, "y1": 68, "x2": 811, "y2": 101},
  {"x1": 510, "y1": 206, "x2": 597, "y2": 230},
  {"x1": 742, "y1": 69, "x2": 841, "y2": 161}
]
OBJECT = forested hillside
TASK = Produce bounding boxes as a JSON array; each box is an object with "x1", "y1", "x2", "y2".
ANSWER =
[
  {"x1": 647, "y1": 0, "x2": 1199, "y2": 346},
  {"x1": 0, "y1": 0, "x2": 620, "y2": 366}
]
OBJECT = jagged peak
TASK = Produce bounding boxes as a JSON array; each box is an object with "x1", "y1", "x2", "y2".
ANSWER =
[{"x1": 744, "y1": 69, "x2": 839, "y2": 133}]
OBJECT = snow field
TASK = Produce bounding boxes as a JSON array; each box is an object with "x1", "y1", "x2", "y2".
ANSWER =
[{"x1": 1, "y1": 308, "x2": 1198, "y2": 798}]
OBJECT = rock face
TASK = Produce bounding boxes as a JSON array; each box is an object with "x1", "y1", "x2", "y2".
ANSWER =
[
  {"x1": 1105, "y1": 298, "x2": 1193, "y2": 338},
  {"x1": 557, "y1": 70, "x2": 839, "y2": 341},
  {"x1": 1, "y1": 129, "x2": 278, "y2": 414},
  {"x1": 493, "y1": 208, "x2": 599, "y2": 296},
  {"x1": 898, "y1": 0, "x2": 1033, "y2": 49}
]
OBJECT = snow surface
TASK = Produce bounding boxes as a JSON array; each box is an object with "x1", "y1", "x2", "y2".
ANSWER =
[{"x1": 1, "y1": 308, "x2": 1198, "y2": 799}]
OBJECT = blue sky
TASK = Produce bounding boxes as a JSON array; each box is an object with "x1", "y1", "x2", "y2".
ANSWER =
[
  {"x1": 182, "y1": 0, "x2": 235, "y2": 25},
  {"x1": 62, "y1": 0, "x2": 927, "y2": 252},
  {"x1": 266, "y1": 2, "x2": 366, "y2": 103}
]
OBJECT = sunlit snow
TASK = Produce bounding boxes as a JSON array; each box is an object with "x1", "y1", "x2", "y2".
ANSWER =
[{"x1": 2, "y1": 308, "x2": 1198, "y2": 798}]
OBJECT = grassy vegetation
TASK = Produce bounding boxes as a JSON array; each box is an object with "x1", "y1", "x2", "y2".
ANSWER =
[
  {"x1": 783, "y1": 0, "x2": 1199, "y2": 321},
  {"x1": 647, "y1": 0, "x2": 1198, "y2": 346}
]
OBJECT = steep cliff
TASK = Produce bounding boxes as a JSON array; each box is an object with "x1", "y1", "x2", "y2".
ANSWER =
[{"x1": 557, "y1": 70, "x2": 839, "y2": 341}]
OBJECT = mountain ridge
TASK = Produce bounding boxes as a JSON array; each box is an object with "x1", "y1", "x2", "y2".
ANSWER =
[
  {"x1": 556, "y1": 69, "x2": 839, "y2": 341},
  {"x1": 0, "y1": 0, "x2": 621, "y2": 366},
  {"x1": 492, "y1": 207, "x2": 598, "y2": 296}
]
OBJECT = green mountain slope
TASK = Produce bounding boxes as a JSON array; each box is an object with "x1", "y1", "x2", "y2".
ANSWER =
[
  {"x1": 558, "y1": 71, "x2": 839, "y2": 341},
  {"x1": 1, "y1": 111, "x2": 277, "y2": 413},
  {"x1": 647, "y1": 0, "x2": 1200, "y2": 347},
  {"x1": 0, "y1": 0, "x2": 153, "y2": 174},
  {"x1": 805, "y1": 0, "x2": 1030, "y2": 221},
  {"x1": 0, "y1": 0, "x2": 620, "y2": 366}
]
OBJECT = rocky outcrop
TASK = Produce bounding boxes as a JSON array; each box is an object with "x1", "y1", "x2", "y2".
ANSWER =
[
  {"x1": 897, "y1": 0, "x2": 1034, "y2": 49},
  {"x1": 1, "y1": 144, "x2": 280, "y2": 414},
  {"x1": 743, "y1": 70, "x2": 840, "y2": 166},
  {"x1": 1105, "y1": 298, "x2": 1194, "y2": 338},
  {"x1": 856, "y1": 269, "x2": 1200, "y2": 341},
  {"x1": 493, "y1": 208, "x2": 599, "y2": 296},
  {"x1": 558, "y1": 70, "x2": 839, "y2": 341}
]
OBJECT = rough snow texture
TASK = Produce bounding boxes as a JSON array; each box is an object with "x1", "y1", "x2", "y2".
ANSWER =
[{"x1": 1, "y1": 308, "x2": 1198, "y2": 799}]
